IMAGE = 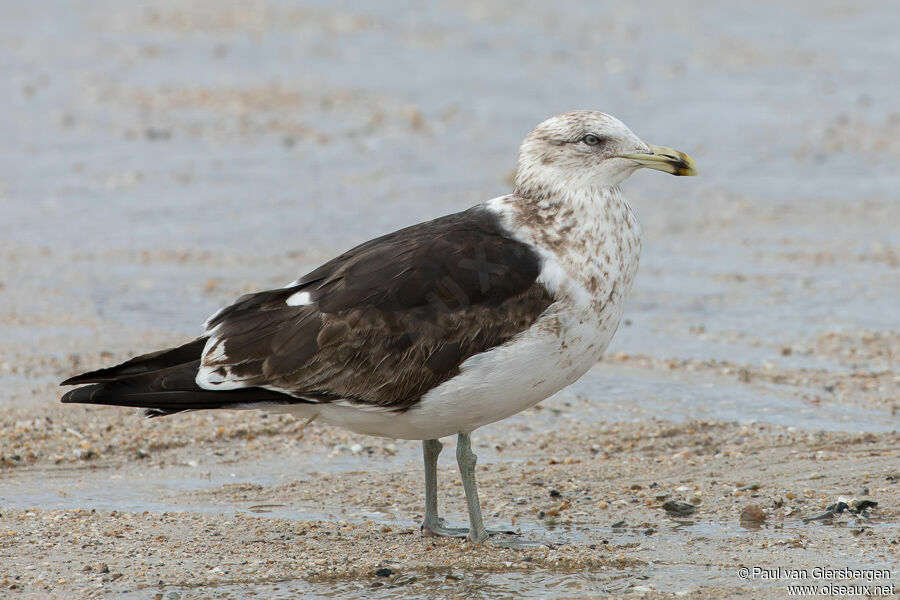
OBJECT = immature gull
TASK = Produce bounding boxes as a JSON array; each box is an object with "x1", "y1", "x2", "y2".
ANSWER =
[{"x1": 61, "y1": 110, "x2": 697, "y2": 546}]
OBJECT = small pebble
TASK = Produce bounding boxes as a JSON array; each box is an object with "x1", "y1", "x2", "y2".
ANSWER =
[
  {"x1": 740, "y1": 505, "x2": 767, "y2": 523},
  {"x1": 803, "y1": 510, "x2": 835, "y2": 523},
  {"x1": 662, "y1": 501, "x2": 695, "y2": 516},
  {"x1": 824, "y1": 501, "x2": 849, "y2": 515}
]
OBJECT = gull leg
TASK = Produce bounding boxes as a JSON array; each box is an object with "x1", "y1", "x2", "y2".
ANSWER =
[
  {"x1": 456, "y1": 432, "x2": 489, "y2": 543},
  {"x1": 456, "y1": 432, "x2": 546, "y2": 548},
  {"x1": 421, "y1": 439, "x2": 468, "y2": 537}
]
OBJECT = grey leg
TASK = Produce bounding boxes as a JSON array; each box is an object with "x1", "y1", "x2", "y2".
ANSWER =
[
  {"x1": 421, "y1": 439, "x2": 468, "y2": 537},
  {"x1": 456, "y1": 432, "x2": 489, "y2": 543},
  {"x1": 456, "y1": 432, "x2": 546, "y2": 548},
  {"x1": 423, "y1": 438, "x2": 441, "y2": 525}
]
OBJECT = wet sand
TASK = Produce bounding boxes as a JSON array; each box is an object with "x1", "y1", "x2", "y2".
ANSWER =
[
  {"x1": 1, "y1": 1, "x2": 898, "y2": 598},
  {"x1": 1, "y1": 409, "x2": 897, "y2": 598}
]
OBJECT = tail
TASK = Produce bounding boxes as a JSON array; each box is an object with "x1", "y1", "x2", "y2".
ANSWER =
[{"x1": 61, "y1": 337, "x2": 301, "y2": 417}]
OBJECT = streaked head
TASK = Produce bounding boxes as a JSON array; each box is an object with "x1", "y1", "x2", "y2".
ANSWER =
[{"x1": 515, "y1": 110, "x2": 697, "y2": 199}]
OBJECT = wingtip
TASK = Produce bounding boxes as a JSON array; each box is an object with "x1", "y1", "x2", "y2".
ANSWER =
[
  {"x1": 60, "y1": 370, "x2": 108, "y2": 386},
  {"x1": 60, "y1": 387, "x2": 80, "y2": 403},
  {"x1": 60, "y1": 382, "x2": 104, "y2": 404}
]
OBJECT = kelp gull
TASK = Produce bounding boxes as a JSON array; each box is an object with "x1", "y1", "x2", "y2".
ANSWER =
[{"x1": 62, "y1": 111, "x2": 697, "y2": 546}]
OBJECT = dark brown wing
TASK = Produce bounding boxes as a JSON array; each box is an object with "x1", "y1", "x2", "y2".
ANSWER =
[
  {"x1": 61, "y1": 338, "x2": 208, "y2": 385},
  {"x1": 200, "y1": 205, "x2": 554, "y2": 410}
]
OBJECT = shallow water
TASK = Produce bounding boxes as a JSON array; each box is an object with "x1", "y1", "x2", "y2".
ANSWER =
[
  {"x1": 568, "y1": 367, "x2": 895, "y2": 433},
  {"x1": 3, "y1": 0, "x2": 899, "y2": 348}
]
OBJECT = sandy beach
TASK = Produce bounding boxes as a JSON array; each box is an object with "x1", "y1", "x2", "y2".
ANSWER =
[{"x1": 1, "y1": 1, "x2": 898, "y2": 598}]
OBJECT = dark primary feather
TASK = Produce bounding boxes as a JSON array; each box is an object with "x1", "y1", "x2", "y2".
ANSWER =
[
  {"x1": 60, "y1": 338, "x2": 208, "y2": 385},
  {"x1": 61, "y1": 205, "x2": 555, "y2": 415},
  {"x1": 61, "y1": 362, "x2": 300, "y2": 417},
  {"x1": 60, "y1": 346, "x2": 302, "y2": 416}
]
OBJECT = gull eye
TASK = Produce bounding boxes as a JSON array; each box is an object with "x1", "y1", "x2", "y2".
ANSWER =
[{"x1": 582, "y1": 134, "x2": 602, "y2": 146}]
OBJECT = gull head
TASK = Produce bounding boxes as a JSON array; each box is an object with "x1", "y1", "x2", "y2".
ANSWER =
[{"x1": 514, "y1": 110, "x2": 697, "y2": 199}]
